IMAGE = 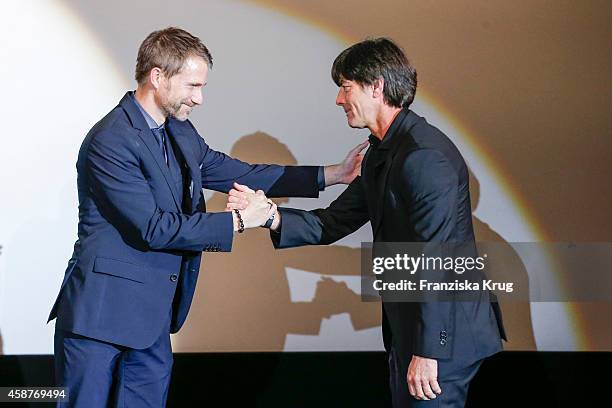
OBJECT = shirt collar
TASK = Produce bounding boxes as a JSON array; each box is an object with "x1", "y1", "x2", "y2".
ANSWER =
[
  {"x1": 369, "y1": 108, "x2": 410, "y2": 151},
  {"x1": 368, "y1": 134, "x2": 381, "y2": 148},
  {"x1": 129, "y1": 91, "x2": 165, "y2": 130}
]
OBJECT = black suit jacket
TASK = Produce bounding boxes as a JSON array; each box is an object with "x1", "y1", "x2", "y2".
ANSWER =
[{"x1": 272, "y1": 109, "x2": 506, "y2": 366}]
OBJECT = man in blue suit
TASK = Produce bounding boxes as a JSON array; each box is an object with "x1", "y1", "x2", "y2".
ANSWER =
[
  {"x1": 48, "y1": 27, "x2": 364, "y2": 407},
  {"x1": 229, "y1": 38, "x2": 506, "y2": 407}
]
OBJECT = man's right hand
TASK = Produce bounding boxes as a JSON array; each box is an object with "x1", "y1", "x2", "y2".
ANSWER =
[
  {"x1": 227, "y1": 183, "x2": 276, "y2": 231},
  {"x1": 407, "y1": 355, "x2": 442, "y2": 401}
]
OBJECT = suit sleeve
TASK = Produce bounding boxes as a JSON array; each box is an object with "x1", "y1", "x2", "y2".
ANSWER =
[
  {"x1": 271, "y1": 176, "x2": 370, "y2": 248},
  {"x1": 87, "y1": 131, "x2": 233, "y2": 252},
  {"x1": 194, "y1": 127, "x2": 320, "y2": 198},
  {"x1": 398, "y1": 149, "x2": 460, "y2": 360}
]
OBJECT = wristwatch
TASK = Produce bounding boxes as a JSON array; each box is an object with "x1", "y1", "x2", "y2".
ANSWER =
[{"x1": 262, "y1": 211, "x2": 275, "y2": 229}]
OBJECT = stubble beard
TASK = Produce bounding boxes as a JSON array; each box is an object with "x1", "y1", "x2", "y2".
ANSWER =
[
  {"x1": 160, "y1": 82, "x2": 192, "y2": 121},
  {"x1": 161, "y1": 97, "x2": 190, "y2": 121}
]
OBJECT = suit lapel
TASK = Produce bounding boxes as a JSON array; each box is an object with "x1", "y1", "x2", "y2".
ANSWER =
[
  {"x1": 368, "y1": 109, "x2": 420, "y2": 238},
  {"x1": 166, "y1": 120, "x2": 202, "y2": 213},
  {"x1": 371, "y1": 152, "x2": 396, "y2": 237},
  {"x1": 361, "y1": 147, "x2": 377, "y2": 223},
  {"x1": 119, "y1": 93, "x2": 182, "y2": 211}
]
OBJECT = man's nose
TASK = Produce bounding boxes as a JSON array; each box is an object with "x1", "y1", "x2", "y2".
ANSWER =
[
  {"x1": 192, "y1": 89, "x2": 203, "y2": 106},
  {"x1": 336, "y1": 89, "x2": 344, "y2": 106}
]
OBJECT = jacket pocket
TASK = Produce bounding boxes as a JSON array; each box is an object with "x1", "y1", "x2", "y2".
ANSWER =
[{"x1": 92, "y1": 257, "x2": 147, "y2": 284}]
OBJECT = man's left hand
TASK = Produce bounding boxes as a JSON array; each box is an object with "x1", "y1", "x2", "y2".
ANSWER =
[
  {"x1": 324, "y1": 141, "x2": 368, "y2": 186},
  {"x1": 407, "y1": 355, "x2": 442, "y2": 401}
]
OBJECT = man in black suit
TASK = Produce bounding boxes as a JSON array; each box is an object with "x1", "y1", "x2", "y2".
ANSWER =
[{"x1": 228, "y1": 38, "x2": 506, "y2": 407}]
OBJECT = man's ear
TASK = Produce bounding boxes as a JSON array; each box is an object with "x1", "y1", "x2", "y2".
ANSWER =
[
  {"x1": 150, "y1": 67, "x2": 163, "y2": 90},
  {"x1": 372, "y1": 78, "x2": 385, "y2": 99}
]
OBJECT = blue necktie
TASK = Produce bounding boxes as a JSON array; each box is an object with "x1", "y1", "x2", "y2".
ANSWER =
[{"x1": 151, "y1": 127, "x2": 168, "y2": 166}]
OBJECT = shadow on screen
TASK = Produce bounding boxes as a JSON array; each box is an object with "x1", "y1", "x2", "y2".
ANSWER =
[
  {"x1": 469, "y1": 169, "x2": 536, "y2": 350},
  {"x1": 173, "y1": 132, "x2": 380, "y2": 352}
]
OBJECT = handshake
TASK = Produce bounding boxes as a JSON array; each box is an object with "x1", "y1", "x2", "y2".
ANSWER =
[
  {"x1": 225, "y1": 183, "x2": 281, "y2": 232},
  {"x1": 223, "y1": 140, "x2": 369, "y2": 233}
]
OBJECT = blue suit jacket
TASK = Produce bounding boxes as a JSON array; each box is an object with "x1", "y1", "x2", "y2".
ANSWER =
[
  {"x1": 272, "y1": 109, "x2": 505, "y2": 367},
  {"x1": 48, "y1": 92, "x2": 321, "y2": 349}
]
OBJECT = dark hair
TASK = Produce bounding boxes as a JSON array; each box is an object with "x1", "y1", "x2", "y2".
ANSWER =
[
  {"x1": 135, "y1": 27, "x2": 213, "y2": 85},
  {"x1": 331, "y1": 38, "x2": 417, "y2": 108}
]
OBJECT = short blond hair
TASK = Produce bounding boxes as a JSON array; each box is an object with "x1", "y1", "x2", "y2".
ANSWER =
[{"x1": 135, "y1": 27, "x2": 212, "y2": 85}]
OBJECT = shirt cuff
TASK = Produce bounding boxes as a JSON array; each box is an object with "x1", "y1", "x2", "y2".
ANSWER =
[{"x1": 317, "y1": 166, "x2": 326, "y2": 191}]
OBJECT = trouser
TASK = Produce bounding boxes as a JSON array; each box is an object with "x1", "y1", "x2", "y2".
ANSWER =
[
  {"x1": 54, "y1": 319, "x2": 172, "y2": 408},
  {"x1": 389, "y1": 347, "x2": 483, "y2": 408}
]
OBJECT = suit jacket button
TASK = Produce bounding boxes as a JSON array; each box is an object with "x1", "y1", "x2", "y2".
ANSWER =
[
  {"x1": 189, "y1": 268, "x2": 197, "y2": 272},
  {"x1": 170, "y1": 274, "x2": 178, "y2": 282}
]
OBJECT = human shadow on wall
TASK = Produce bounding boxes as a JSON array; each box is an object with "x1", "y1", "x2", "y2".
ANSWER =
[
  {"x1": 173, "y1": 132, "x2": 380, "y2": 352},
  {"x1": 469, "y1": 169, "x2": 537, "y2": 350}
]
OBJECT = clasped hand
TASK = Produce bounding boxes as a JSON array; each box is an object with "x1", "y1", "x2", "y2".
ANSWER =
[{"x1": 225, "y1": 183, "x2": 277, "y2": 230}]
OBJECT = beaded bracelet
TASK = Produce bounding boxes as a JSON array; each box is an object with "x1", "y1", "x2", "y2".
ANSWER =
[{"x1": 233, "y1": 209, "x2": 245, "y2": 233}]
